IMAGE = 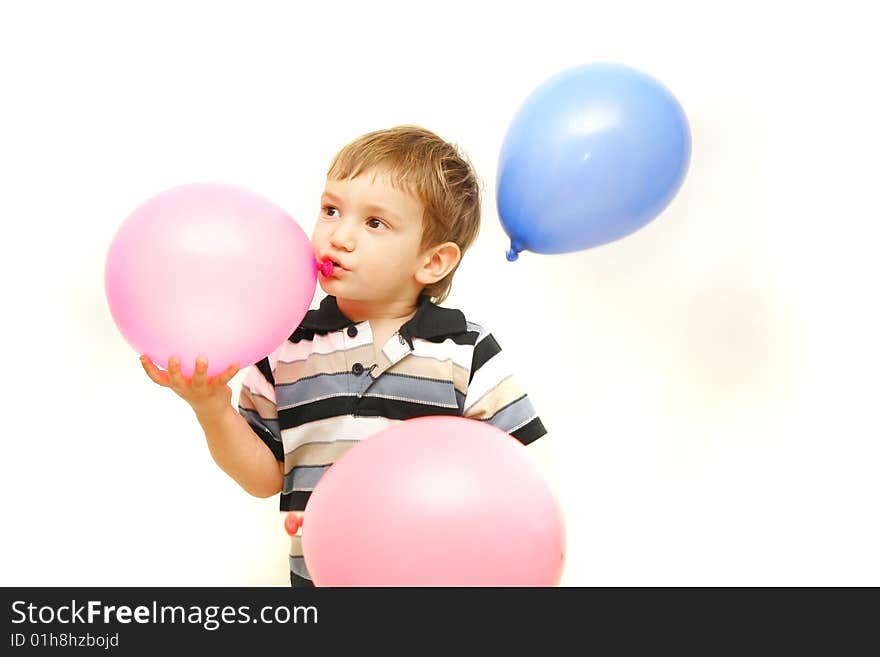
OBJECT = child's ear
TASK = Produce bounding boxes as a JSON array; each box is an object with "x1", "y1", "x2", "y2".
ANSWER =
[{"x1": 415, "y1": 242, "x2": 461, "y2": 285}]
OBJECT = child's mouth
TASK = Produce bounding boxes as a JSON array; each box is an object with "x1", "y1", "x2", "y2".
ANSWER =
[
  {"x1": 317, "y1": 258, "x2": 344, "y2": 277},
  {"x1": 317, "y1": 259, "x2": 334, "y2": 277}
]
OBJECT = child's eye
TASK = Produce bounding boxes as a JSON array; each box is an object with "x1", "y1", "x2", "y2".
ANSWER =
[
  {"x1": 322, "y1": 205, "x2": 339, "y2": 218},
  {"x1": 367, "y1": 218, "x2": 387, "y2": 230}
]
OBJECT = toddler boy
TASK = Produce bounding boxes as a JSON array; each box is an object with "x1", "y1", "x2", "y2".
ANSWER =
[{"x1": 142, "y1": 125, "x2": 547, "y2": 586}]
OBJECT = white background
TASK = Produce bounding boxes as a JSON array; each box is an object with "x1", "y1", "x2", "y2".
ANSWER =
[{"x1": 1, "y1": 0, "x2": 878, "y2": 586}]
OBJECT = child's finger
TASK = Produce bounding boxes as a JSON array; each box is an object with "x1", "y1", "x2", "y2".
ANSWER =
[
  {"x1": 284, "y1": 512, "x2": 302, "y2": 536},
  {"x1": 192, "y1": 357, "x2": 208, "y2": 390},
  {"x1": 216, "y1": 363, "x2": 240, "y2": 387},
  {"x1": 167, "y1": 356, "x2": 185, "y2": 390},
  {"x1": 140, "y1": 355, "x2": 170, "y2": 387}
]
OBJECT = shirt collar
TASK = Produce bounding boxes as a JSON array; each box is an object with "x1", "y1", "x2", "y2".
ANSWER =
[{"x1": 299, "y1": 294, "x2": 468, "y2": 342}]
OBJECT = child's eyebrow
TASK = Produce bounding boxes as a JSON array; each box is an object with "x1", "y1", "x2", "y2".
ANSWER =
[
  {"x1": 364, "y1": 203, "x2": 400, "y2": 221},
  {"x1": 321, "y1": 191, "x2": 401, "y2": 222}
]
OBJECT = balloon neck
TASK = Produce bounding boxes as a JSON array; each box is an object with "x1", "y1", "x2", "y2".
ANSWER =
[
  {"x1": 506, "y1": 241, "x2": 522, "y2": 262},
  {"x1": 316, "y1": 259, "x2": 334, "y2": 277}
]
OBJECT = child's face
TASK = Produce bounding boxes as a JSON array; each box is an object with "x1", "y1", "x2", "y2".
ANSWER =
[{"x1": 312, "y1": 168, "x2": 429, "y2": 304}]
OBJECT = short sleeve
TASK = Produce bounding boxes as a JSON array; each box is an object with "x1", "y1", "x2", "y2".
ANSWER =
[
  {"x1": 238, "y1": 356, "x2": 283, "y2": 462},
  {"x1": 463, "y1": 326, "x2": 548, "y2": 445}
]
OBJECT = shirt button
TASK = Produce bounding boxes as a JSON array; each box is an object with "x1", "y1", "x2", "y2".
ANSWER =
[
  {"x1": 347, "y1": 325, "x2": 358, "y2": 338},
  {"x1": 351, "y1": 362, "x2": 364, "y2": 375}
]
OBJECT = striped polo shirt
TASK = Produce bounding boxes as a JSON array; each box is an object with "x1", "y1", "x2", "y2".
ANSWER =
[{"x1": 237, "y1": 293, "x2": 547, "y2": 585}]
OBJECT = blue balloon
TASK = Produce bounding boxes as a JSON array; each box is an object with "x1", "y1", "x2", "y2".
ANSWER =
[{"x1": 497, "y1": 62, "x2": 692, "y2": 261}]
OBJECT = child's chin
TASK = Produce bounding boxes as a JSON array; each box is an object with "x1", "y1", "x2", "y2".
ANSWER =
[
  {"x1": 317, "y1": 278, "x2": 336, "y2": 293},
  {"x1": 318, "y1": 278, "x2": 352, "y2": 297}
]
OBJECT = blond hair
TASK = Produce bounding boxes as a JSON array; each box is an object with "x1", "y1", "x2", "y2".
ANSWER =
[{"x1": 326, "y1": 125, "x2": 481, "y2": 305}]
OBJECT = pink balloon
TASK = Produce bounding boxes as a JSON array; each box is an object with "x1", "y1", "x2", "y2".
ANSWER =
[
  {"x1": 302, "y1": 416, "x2": 566, "y2": 586},
  {"x1": 105, "y1": 183, "x2": 317, "y2": 377}
]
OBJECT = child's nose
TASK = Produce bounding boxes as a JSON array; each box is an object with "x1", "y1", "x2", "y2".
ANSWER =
[{"x1": 330, "y1": 223, "x2": 356, "y2": 251}]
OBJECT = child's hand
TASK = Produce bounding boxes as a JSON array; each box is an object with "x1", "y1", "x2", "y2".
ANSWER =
[
  {"x1": 284, "y1": 512, "x2": 303, "y2": 536},
  {"x1": 140, "y1": 355, "x2": 240, "y2": 422}
]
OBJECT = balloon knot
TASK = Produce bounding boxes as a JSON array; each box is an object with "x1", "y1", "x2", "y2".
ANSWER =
[{"x1": 317, "y1": 259, "x2": 334, "y2": 277}]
